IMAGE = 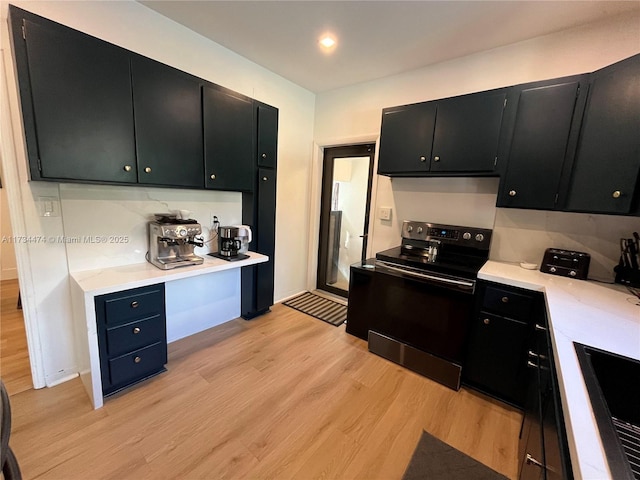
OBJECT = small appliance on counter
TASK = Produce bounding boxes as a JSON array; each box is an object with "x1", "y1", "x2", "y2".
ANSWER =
[
  {"x1": 147, "y1": 214, "x2": 204, "y2": 270},
  {"x1": 614, "y1": 232, "x2": 640, "y2": 288},
  {"x1": 540, "y1": 248, "x2": 590, "y2": 280},
  {"x1": 209, "y1": 225, "x2": 252, "y2": 261}
]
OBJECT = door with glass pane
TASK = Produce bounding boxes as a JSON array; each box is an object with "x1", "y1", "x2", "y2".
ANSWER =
[{"x1": 317, "y1": 144, "x2": 375, "y2": 297}]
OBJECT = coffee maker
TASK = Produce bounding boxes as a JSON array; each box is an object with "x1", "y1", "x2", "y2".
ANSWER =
[
  {"x1": 218, "y1": 225, "x2": 251, "y2": 259},
  {"x1": 148, "y1": 215, "x2": 204, "y2": 270}
]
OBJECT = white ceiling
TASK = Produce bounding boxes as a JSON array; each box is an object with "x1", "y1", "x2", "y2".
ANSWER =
[{"x1": 139, "y1": 1, "x2": 640, "y2": 93}]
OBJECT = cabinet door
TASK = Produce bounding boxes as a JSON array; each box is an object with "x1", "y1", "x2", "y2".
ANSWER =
[
  {"x1": 377, "y1": 102, "x2": 436, "y2": 174},
  {"x1": 464, "y1": 312, "x2": 530, "y2": 406},
  {"x1": 565, "y1": 54, "x2": 640, "y2": 214},
  {"x1": 132, "y1": 56, "x2": 203, "y2": 188},
  {"x1": 257, "y1": 104, "x2": 278, "y2": 169},
  {"x1": 204, "y1": 86, "x2": 254, "y2": 191},
  {"x1": 346, "y1": 266, "x2": 376, "y2": 340},
  {"x1": 255, "y1": 168, "x2": 277, "y2": 311},
  {"x1": 499, "y1": 82, "x2": 581, "y2": 209},
  {"x1": 431, "y1": 91, "x2": 506, "y2": 173},
  {"x1": 19, "y1": 11, "x2": 136, "y2": 183}
]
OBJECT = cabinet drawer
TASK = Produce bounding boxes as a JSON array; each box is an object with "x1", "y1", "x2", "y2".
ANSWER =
[
  {"x1": 102, "y1": 284, "x2": 164, "y2": 325},
  {"x1": 482, "y1": 285, "x2": 534, "y2": 319},
  {"x1": 106, "y1": 314, "x2": 165, "y2": 357},
  {"x1": 108, "y1": 341, "x2": 166, "y2": 387}
]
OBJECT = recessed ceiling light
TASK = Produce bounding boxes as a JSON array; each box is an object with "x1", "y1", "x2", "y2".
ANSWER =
[{"x1": 319, "y1": 35, "x2": 336, "y2": 49}]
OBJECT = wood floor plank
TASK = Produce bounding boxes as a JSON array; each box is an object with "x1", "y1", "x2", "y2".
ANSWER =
[
  {"x1": 0, "y1": 278, "x2": 32, "y2": 396},
  {"x1": 7, "y1": 303, "x2": 521, "y2": 479}
]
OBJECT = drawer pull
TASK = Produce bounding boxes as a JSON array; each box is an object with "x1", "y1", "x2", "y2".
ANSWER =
[
  {"x1": 483, "y1": 318, "x2": 490, "y2": 325},
  {"x1": 134, "y1": 356, "x2": 142, "y2": 364},
  {"x1": 133, "y1": 327, "x2": 141, "y2": 334},
  {"x1": 527, "y1": 360, "x2": 549, "y2": 371},
  {"x1": 262, "y1": 153, "x2": 267, "y2": 159},
  {"x1": 131, "y1": 301, "x2": 139, "y2": 308},
  {"x1": 534, "y1": 323, "x2": 547, "y2": 332},
  {"x1": 501, "y1": 296, "x2": 509, "y2": 303},
  {"x1": 528, "y1": 350, "x2": 547, "y2": 361},
  {"x1": 525, "y1": 453, "x2": 544, "y2": 468}
]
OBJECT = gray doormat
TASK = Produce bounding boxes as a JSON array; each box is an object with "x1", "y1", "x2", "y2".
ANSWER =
[
  {"x1": 402, "y1": 431, "x2": 509, "y2": 480},
  {"x1": 283, "y1": 292, "x2": 347, "y2": 326}
]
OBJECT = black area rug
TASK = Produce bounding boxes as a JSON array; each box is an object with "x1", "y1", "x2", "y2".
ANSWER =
[
  {"x1": 402, "y1": 431, "x2": 509, "y2": 480},
  {"x1": 283, "y1": 292, "x2": 347, "y2": 326}
]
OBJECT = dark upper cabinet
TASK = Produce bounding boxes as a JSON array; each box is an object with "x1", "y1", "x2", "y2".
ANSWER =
[
  {"x1": 255, "y1": 167, "x2": 277, "y2": 311},
  {"x1": 12, "y1": 6, "x2": 137, "y2": 183},
  {"x1": 430, "y1": 91, "x2": 506, "y2": 173},
  {"x1": 564, "y1": 54, "x2": 640, "y2": 215},
  {"x1": 498, "y1": 79, "x2": 585, "y2": 210},
  {"x1": 204, "y1": 86, "x2": 254, "y2": 192},
  {"x1": 257, "y1": 104, "x2": 279, "y2": 169},
  {"x1": 131, "y1": 55, "x2": 204, "y2": 188},
  {"x1": 378, "y1": 90, "x2": 506, "y2": 175},
  {"x1": 377, "y1": 102, "x2": 436, "y2": 174}
]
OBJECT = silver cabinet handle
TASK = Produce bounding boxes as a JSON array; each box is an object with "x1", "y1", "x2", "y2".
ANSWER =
[
  {"x1": 612, "y1": 190, "x2": 621, "y2": 198},
  {"x1": 419, "y1": 156, "x2": 426, "y2": 162},
  {"x1": 134, "y1": 356, "x2": 141, "y2": 364},
  {"x1": 534, "y1": 324, "x2": 547, "y2": 332},
  {"x1": 525, "y1": 453, "x2": 544, "y2": 468},
  {"x1": 131, "y1": 301, "x2": 139, "y2": 308},
  {"x1": 433, "y1": 156, "x2": 440, "y2": 162},
  {"x1": 144, "y1": 167, "x2": 152, "y2": 173},
  {"x1": 123, "y1": 165, "x2": 132, "y2": 172},
  {"x1": 262, "y1": 153, "x2": 267, "y2": 159},
  {"x1": 528, "y1": 350, "x2": 547, "y2": 361},
  {"x1": 133, "y1": 327, "x2": 141, "y2": 334},
  {"x1": 501, "y1": 296, "x2": 509, "y2": 303},
  {"x1": 483, "y1": 318, "x2": 490, "y2": 325},
  {"x1": 262, "y1": 176, "x2": 268, "y2": 181},
  {"x1": 509, "y1": 190, "x2": 516, "y2": 197},
  {"x1": 210, "y1": 174, "x2": 216, "y2": 180}
]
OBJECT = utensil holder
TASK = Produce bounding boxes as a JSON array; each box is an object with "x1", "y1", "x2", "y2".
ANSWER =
[{"x1": 614, "y1": 264, "x2": 640, "y2": 288}]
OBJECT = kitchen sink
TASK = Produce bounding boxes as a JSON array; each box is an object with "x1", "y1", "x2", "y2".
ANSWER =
[{"x1": 574, "y1": 343, "x2": 640, "y2": 480}]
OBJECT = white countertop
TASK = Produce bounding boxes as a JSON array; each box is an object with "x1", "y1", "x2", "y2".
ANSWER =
[
  {"x1": 70, "y1": 251, "x2": 268, "y2": 296},
  {"x1": 479, "y1": 261, "x2": 640, "y2": 480}
]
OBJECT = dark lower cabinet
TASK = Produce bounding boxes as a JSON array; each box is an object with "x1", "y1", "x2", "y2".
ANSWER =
[
  {"x1": 95, "y1": 284, "x2": 167, "y2": 396},
  {"x1": 518, "y1": 315, "x2": 573, "y2": 480},
  {"x1": 242, "y1": 103, "x2": 278, "y2": 319},
  {"x1": 463, "y1": 281, "x2": 542, "y2": 407},
  {"x1": 498, "y1": 79, "x2": 586, "y2": 210},
  {"x1": 204, "y1": 86, "x2": 254, "y2": 192},
  {"x1": 345, "y1": 262, "x2": 377, "y2": 340},
  {"x1": 564, "y1": 54, "x2": 640, "y2": 215},
  {"x1": 11, "y1": 5, "x2": 137, "y2": 183},
  {"x1": 131, "y1": 55, "x2": 204, "y2": 188}
]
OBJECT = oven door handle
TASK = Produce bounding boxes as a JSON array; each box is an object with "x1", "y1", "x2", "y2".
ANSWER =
[{"x1": 377, "y1": 262, "x2": 475, "y2": 291}]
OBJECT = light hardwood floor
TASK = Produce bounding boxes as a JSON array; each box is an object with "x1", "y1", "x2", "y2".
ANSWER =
[
  {"x1": 7, "y1": 302, "x2": 522, "y2": 479},
  {"x1": 1, "y1": 278, "x2": 32, "y2": 396}
]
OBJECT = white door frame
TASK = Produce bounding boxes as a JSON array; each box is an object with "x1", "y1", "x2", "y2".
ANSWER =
[
  {"x1": 306, "y1": 135, "x2": 381, "y2": 293},
  {"x1": 0, "y1": 51, "x2": 46, "y2": 389}
]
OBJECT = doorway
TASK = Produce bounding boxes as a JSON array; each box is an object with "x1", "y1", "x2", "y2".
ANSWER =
[{"x1": 317, "y1": 144, "x2": 375, "y2": 298}]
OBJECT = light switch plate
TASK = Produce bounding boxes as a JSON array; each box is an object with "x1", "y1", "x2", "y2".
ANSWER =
[
  {"x1": 39, "y1": 196, "x2": 60, "y2": 217},
  {"x1": 379, "y1": 206, "x2": 392, "y2": 221}
]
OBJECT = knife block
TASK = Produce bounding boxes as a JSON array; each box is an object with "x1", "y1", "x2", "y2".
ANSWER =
[{"x1": 614, "y1": 264, "x2": 640, "y2": 288}]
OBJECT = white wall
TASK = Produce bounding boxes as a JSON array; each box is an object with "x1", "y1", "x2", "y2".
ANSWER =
[
  {"x1": 1, "y1": 0, "x2": 315, "y2": 387},
  {"x1": 0, "y1": 165, "x2": 18, "y2": 280},
  {"x1": 314, "y1": 11, "x2": 640, "y2": 282}
]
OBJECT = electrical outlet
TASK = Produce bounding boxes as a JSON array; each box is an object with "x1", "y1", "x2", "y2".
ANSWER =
[
  {"x1": 39, "y1": 196, "x2": 60, "y2": 217},
  {"x1": 379, "y1": 206, "x2": 392, "y2": 221}
]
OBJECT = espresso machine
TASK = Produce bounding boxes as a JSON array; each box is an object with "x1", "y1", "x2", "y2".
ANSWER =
[{"x1": 148, "y1": 215, "x2": 204, "y2": 270}]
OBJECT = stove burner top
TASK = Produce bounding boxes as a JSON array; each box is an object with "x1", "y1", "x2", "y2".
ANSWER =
[{"x1": 375, "y1": 221, "x2": 493, "y2": 280}]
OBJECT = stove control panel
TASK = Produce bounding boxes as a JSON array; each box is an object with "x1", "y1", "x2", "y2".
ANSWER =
[{"x1": 402, "y1": 221, "x2": 492, "y2": 250}]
